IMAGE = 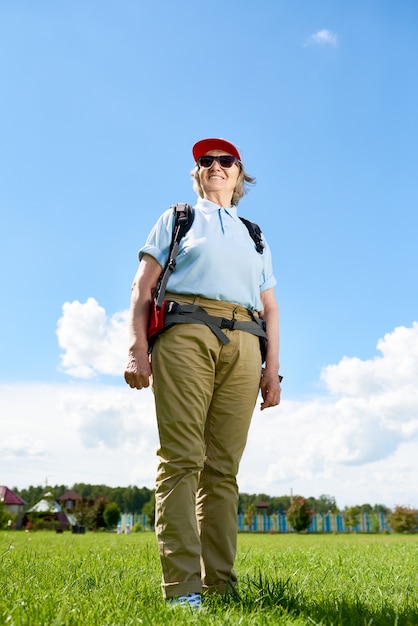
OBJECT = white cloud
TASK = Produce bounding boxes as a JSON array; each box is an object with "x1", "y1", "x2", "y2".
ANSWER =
[
  {"x1": 0, "y1": 382, "x2": 159, "y2": 489},
  {"x1": 2, "y1": 300, "x2": 418, "y2": 509},
  {"x1": 56, "y1": 298, "x2": 128, "y2": 379},
  {"x1": 240, "y1": 322, "x2": 418, "y2": 506},
  {"x1": 0, "y1": 435, "x2": 47, "y2": 460},
  {"x1": 322, "y1": 322, "x2": 418, "y2": 396},
  {"x1": 305, "y1": 29, "x2": 338, "y2": 47},
  {"x1": 60, "y1": 385, "x2": 156, "y2": 450}
]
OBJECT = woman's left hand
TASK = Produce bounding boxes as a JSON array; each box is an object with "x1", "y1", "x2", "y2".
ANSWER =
[{"x1": 259, "y1": 369, "x2": 281, "y2": 410}]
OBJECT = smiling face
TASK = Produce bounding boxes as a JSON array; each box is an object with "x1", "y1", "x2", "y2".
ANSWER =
[{"x1": 198, "y1": 150, "x2": 241, "y2": 206}]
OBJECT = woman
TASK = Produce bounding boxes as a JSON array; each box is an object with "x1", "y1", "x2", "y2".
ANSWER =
[{"x1": 124, "y1": 138, "x2": 281, "y2": 608}]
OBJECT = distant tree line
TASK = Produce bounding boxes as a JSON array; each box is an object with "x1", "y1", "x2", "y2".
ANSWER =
[
  {"x1": 238, "y1": 492, "x2": 390, "y2": 516},
  {"x1": 14, "y1": 484, "x2": 154, "y2": 514},
  {"x1": 7, "y1": 486, "x2": 417, "y2": 533},
  {"x1": 15, "y1": 485, "x2": 390, "y2": 517}
]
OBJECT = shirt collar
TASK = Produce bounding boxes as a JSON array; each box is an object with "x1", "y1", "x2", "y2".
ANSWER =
[{"x1": 195, "y1": 197, "x2": 238, "y2": 219}]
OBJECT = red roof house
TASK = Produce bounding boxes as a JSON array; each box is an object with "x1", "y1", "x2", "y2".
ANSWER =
[
  {"x1": 57, "y1": 489, "x2": 83, "y2": 512},
  {"x1": 0, "y1": 486, "x2": 27, "y2": 528}
]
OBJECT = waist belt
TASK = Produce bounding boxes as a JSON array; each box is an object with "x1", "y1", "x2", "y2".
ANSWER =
[{"x1": 165, "y1": 302, "x2": 267, "y2": 345}]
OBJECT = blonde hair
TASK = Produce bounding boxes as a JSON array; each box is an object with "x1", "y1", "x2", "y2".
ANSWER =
[{"x1": 190, "y1": 161, "x2": 256, "y2": 206}]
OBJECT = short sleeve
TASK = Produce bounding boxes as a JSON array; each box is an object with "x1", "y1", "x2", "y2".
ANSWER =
[
  {"x1": 138, "y1": 208, "x2": 174, "y2": 267},
  {"x1": 259, "y1": 235, "x2": 277, "y2": 292}
]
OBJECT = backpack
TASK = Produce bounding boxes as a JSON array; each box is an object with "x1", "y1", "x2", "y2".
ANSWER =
[
  {"x1": 169, "y1": 203, "x2": 264, "y2": 255},
  {"x1": 155, "y1": 203, "x2": 264, "y2": 307},
  {"x1": 147, "y1": 203, "x2": 267, "y2": 352}
]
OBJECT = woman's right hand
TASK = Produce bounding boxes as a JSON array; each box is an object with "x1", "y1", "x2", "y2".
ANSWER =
[
  {"x1": 124, "y1": 255, "x2": 162, "y2": 390},
  {"x1": 124, "y1": 349, "x2": 152, "y2": 389}
]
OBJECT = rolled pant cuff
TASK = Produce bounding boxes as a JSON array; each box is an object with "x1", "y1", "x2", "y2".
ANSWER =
[
  {"x1": 163, "y1": 580, "x2": 202, "y2": 600},
  {"x1": 202, "y1": 580, "x2": 238, "y2": 595}
]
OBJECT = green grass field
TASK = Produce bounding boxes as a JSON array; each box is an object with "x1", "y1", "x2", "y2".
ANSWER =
[{"x1": 1, "y1": 530, "x2": 417, "y2": 625}]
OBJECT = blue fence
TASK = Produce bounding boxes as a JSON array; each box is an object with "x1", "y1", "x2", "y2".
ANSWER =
[
  {"x1": 119, "y1": 512, "x2": 391, "y2": 533},
  {"x1": 237, "y1": 512, "x2": 391, "y2": 533},
  {"x1": 118, "y1": 513, "x2": 149, "y2": 533}
]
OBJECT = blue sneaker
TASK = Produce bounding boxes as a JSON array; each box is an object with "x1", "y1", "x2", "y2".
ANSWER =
[{"x1": 167, "y1": 593, "x2": 201, "y2": 609}]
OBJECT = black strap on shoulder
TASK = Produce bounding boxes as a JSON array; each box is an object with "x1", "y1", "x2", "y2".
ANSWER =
[
  {"x1": 155, "y1": 204, "x2": 263, "y2": 308},
  {"x1": 168, "y1": 203, "x2": 194, "y2": 256},
  {"x1": 155, "y1": 203, "x2": 194, "y2": 307},
  {"x1": 239, "y1": 217, "x2": 264, "y2": 254},
  {"x1": 170, "y1": 206, "x2": 264, "y2": 256}
]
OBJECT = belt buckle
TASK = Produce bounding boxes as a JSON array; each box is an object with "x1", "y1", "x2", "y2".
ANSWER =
[
  {"x1": 220, "y1": 318, "x2": 235, "y2": 330},
  {"x1": 166, "y1": 301, "x2": 180, "y2": 314}
]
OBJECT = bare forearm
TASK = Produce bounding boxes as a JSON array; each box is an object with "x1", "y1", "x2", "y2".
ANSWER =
[
  {"x1": 128, "y1": 283, "x2": 152, "y2": 354},
  {"x1": 259, "y1": 288, "x2": 281, "y2": 409},
  {"x1": 124, "y1": 255, "x2": 162, "y2": 390},
  {"x1": 262, "y1": 297, "x2": 280, "y2": 374},
  {"x1": 128, "y1": 255, "x2": 162, "y2": 352}
]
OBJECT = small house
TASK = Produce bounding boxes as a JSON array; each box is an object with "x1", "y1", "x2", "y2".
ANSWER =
[
  {"x1": 57, "y1": 489, "x2": 83, "y2": 513},
  {"x1": 26, "y1": 491, "x2": 70, "y2": 530},
  {"x1": 256, "y1": 501, "x2": 270, "y2": 515},
  {"x1": 0, "y1": 486, "x2": 27, "y2": 529}
]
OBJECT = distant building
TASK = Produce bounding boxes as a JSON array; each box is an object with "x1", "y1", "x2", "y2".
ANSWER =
[
  {"x1": 256, "y1": 501, "x2": 270, "y2": 514},
  {"x1": 26, "y1": 491, "x2": 70, "y2": 530},
  {"x1": 57, "y1": 489, "x2": 83, "y2": 513},
  {"x1": 0, "y1": 486, "x2": 27, "y2": 529}
]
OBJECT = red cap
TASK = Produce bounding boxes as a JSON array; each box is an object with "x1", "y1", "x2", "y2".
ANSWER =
[{"x1": 192, "y1": 138, "x2": 241, "y2": 162}]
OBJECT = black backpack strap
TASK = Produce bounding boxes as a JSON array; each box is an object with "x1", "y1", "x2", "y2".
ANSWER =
[
  {"x1": 167, "y1": 203, "x2": 194, "y2": 256},
  {"x1": 155, "y1": 203, "x2": 194, "y2": 307},
  {"x1": 239, "y1": 217, "x2": 264, "y2": 254},
  {"x1": 155, "y1": 207, "x2": 262, "y2": 308}
]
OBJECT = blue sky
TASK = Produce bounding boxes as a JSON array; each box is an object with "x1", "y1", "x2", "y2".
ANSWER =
[{"x1": 1, "y1": 1, "x2": 417, "y2": 509}]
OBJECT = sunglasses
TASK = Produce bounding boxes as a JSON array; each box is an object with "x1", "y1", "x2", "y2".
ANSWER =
[{"x1": 197, "y1": 155, "x2": 238, "y2": 169}]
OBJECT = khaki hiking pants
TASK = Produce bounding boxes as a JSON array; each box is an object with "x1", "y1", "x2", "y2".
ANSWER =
[{"x1": 151, "y1": 293, "x2": 262, "y2": 599}]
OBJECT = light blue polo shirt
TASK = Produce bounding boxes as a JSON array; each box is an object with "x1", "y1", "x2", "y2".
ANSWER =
[{"x1": 138, "y1": 198, "x2": 277, "y2": 311}]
